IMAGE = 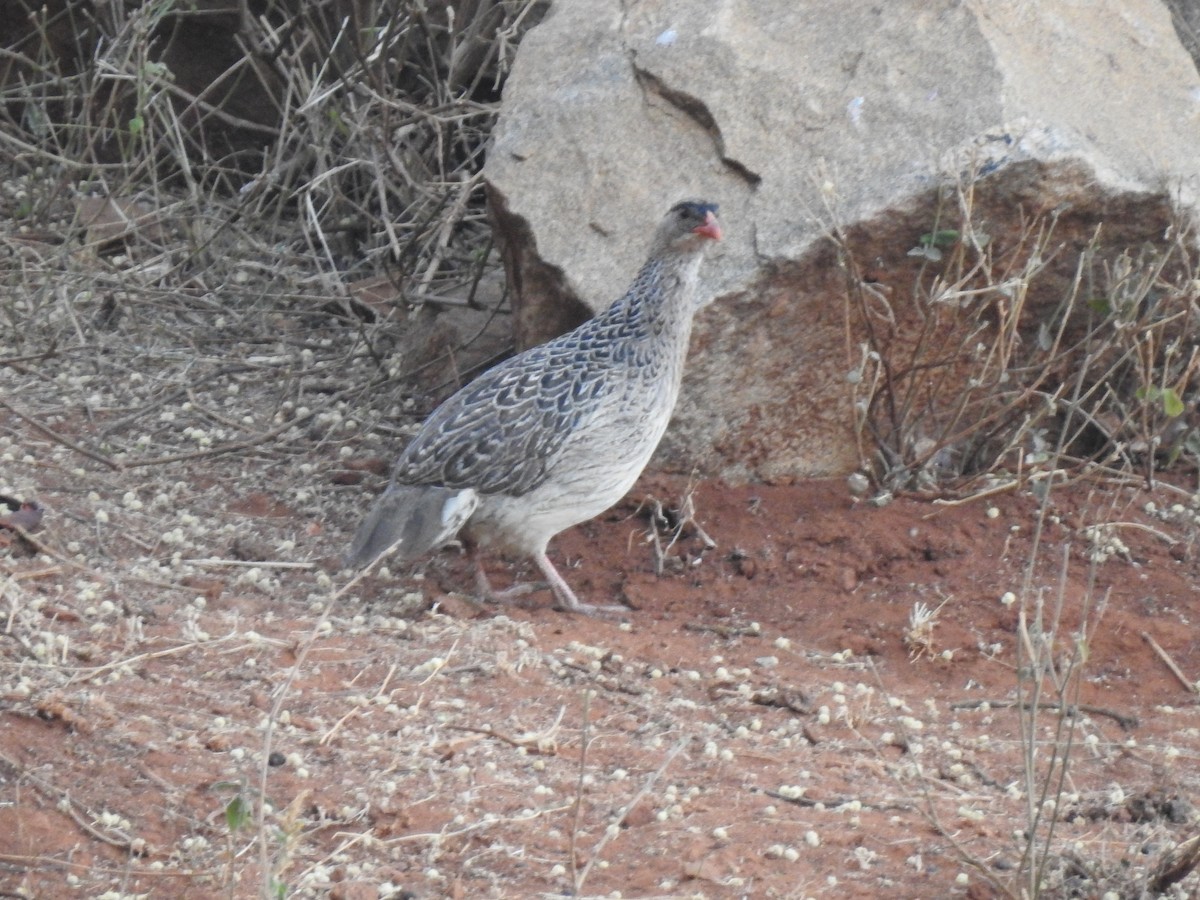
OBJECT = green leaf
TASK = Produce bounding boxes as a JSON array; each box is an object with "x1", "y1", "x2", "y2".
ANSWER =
[
  {"x1": 1086, "y1": 296, "x2": 1112, "y2": 316},
  {"x1": 225, "y1": 794, "x2": 250, "y2": 832},
  {"x1": 1162, "y1": 387, "x2": 1185, "y2": 418},
  {"x1": 918, "y1": 229, "x2": 960, "y2": 248},
  {"x1": 326, "y1": 108, "x2": 349, "y2": 137},
  {"x1": 1136, "y1": 385, "x2": 1185, "y2": 417},
  {"x1": 128, "y1": 115, "x2": 145, "y2": 137}
]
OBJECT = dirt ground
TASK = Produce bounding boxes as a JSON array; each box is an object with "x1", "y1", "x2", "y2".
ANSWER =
[
  {"x1": 2, "y1": 184, "x2": 1200, "y2": 897},
  {"x1": 4, "y1": 403, "x2": 1200, "y2": 899}
]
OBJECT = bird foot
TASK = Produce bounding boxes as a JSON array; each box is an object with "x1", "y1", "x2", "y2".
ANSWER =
[
  {"x1": 474, "y1": 555, "x2": 628, "y2": 617},
  {"x1": 555, "y1": 599, "x2": 630, "y2": 619},
  {"x1": 481, "y1": 580, "x2": 546, "y2": 604},
  {"x1": 480, "y1": 582, "x2": 627, "y2": 618}
]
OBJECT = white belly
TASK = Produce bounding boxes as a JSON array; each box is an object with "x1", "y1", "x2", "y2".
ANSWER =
[{"x1": 463, "y1": 381, "x2": 677, "y2": 554}]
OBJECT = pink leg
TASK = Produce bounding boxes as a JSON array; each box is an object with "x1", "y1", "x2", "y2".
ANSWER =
[
  {"x1": 469, "y1": 544, "x2": 625, "y2": 617},
  {"x1": 533, "y1": 551, "x2": 626, "y2": 617},
  {"x1": 473, "y1": 552, "x2": 538, "y2": 603}
]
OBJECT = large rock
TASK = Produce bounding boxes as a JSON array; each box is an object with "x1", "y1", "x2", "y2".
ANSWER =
[{"x1": 485, "y1": 0, "x2": 1200, "y2": 481}]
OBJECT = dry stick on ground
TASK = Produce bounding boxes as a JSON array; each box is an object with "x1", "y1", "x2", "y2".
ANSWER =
[
  {"x1": 860, "y1": 659, "x2": 1017, "y2": 898},
  {"x1": 383, "y1": 803, "x2": 573, "y2": 849},
  {"x1": 1141, "y1": 631, "x2": 1200, "y2": 694},
  {"x1": 181, "y1": 559, "x2": 315, "y2": 570},
  {"x1": 4, "y1": 525, "x2": 198, "y2": 598},
  {"x1": 948, "y1": 698, "x2": 1139, "y2": 731},
  {"x1": 0, "y1": 396, "x2": 123, "y2": 471},
  {"x1": 0, "y1": 852, "x2": 197, "y2": 887},
  {"x1": 122, "y1": 403, "x2": 327, "y2": 469},
  {"x1": 255, "y1": 580, "x2": 346, "y2": 897},
  {"x1": 926, "y1": 467, "x2": 1065, "y2": 513},
  {"x1": 6, "y1": 363, "x2": 359, "y2": 472},
  {"x1": 567, "y1": 689, "x2": 590, "y2": 889},
  {"x1": 319, "y1": 663, "x2": 398, "y2": 746},
  {"x1": 1149, "y1": 833, "x2": 1200, "y2": 893},
  {"x1": 574, "y1": 735, "x2": 690, "y2": 894},
  {"x1": 0, "y1": 565, "x2": 62, "y2": 581},
  {"x1": 0, "y1": 748, "x2": 139, "y2": 852},
  {"x1": 682, "y1": 621, "x2": 762, "y2": 639},
  {"x1": 753, "y1": 785, "x2": 915, "y2": 812},
  {"x1": 254, "y1": 531, "x2": 415, "y2": 897},
  {"x1": 118, "y1": 368, "x2": 401, "y2": 469},
  {"x1": 66, "y1": 629, "x2": 271, "y2": 685},
  {"x1": 631, "y1": 475, "x2": 717, "y2": 576},
  {"x1": 443, "y1": 705, "x2": 566, "y2": 756}
]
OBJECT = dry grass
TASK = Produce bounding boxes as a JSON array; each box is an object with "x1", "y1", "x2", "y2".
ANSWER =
[
  {"x1": 833, "y1": 177, "x2": 1200, "y2": 497},
  {"x1": 819, "y1": 161, "x2": 1200, "y2": 896},
  {"x1": 2, "y1": 2, "x2": 546, "y2": 465}
]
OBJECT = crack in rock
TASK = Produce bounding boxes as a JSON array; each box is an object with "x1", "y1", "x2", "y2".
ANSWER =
[{"x1": 631, "y1": 63, "x2": 761, "y2": 189}]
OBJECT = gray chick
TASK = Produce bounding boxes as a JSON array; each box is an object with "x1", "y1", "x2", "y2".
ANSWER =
[{"x1": 346, "y1": 200, "x2": 723, "y2": 615}]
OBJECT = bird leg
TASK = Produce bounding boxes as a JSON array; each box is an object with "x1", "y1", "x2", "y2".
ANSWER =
[
  {"x1": 472, "y1": 549, "x2": 541, "y2": 603},
  {"x1": 470, "y1": 545, "x2": 625, "y2": 617},
  {"x1": 532, "y1": 551, "x2": 627, "y2": 618}
]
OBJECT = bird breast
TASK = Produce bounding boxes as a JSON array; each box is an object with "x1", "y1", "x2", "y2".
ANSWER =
[{"x1": 463, "y1": 310, "x2": 693, "y2": 555}]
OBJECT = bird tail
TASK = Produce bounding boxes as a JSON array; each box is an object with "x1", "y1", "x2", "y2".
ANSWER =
[{"x1": 344, "y1": 484, "x2": 478, "y2": 568}]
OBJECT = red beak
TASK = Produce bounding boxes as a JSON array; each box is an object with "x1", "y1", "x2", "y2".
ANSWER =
[{"x1": 693, "y1": 210, "x2": 722, "y2": 241}]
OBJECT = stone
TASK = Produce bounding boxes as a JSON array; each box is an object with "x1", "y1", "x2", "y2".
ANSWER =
[{"x1": 485, "y1": 0, "x2": 1200, "y2": 480}]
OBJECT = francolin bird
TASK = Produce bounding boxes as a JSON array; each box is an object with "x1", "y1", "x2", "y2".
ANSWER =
[{"x1": 346, "y1": 200, "x2": 722, "y2": 615}]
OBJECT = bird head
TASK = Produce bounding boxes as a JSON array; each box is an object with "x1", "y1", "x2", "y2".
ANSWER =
[{"x1": 655, "y1": 200, "x2": 722, "y2": 253}]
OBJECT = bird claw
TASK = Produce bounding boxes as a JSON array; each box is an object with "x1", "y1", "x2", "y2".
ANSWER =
[
  {"x1": 478, "y1": 576, "x2": 628, "y2": 618},
  {"x1": 557, "y1": 600, "x2": 630, "y2": 620},
  {"x1": 481, "y1": 581, "x2": 545, "y2": 604}
]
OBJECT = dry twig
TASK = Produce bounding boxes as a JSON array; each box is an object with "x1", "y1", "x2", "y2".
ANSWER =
[{"x1": 1141, "y1": 631, "x2": 1200, "y2": 694}]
